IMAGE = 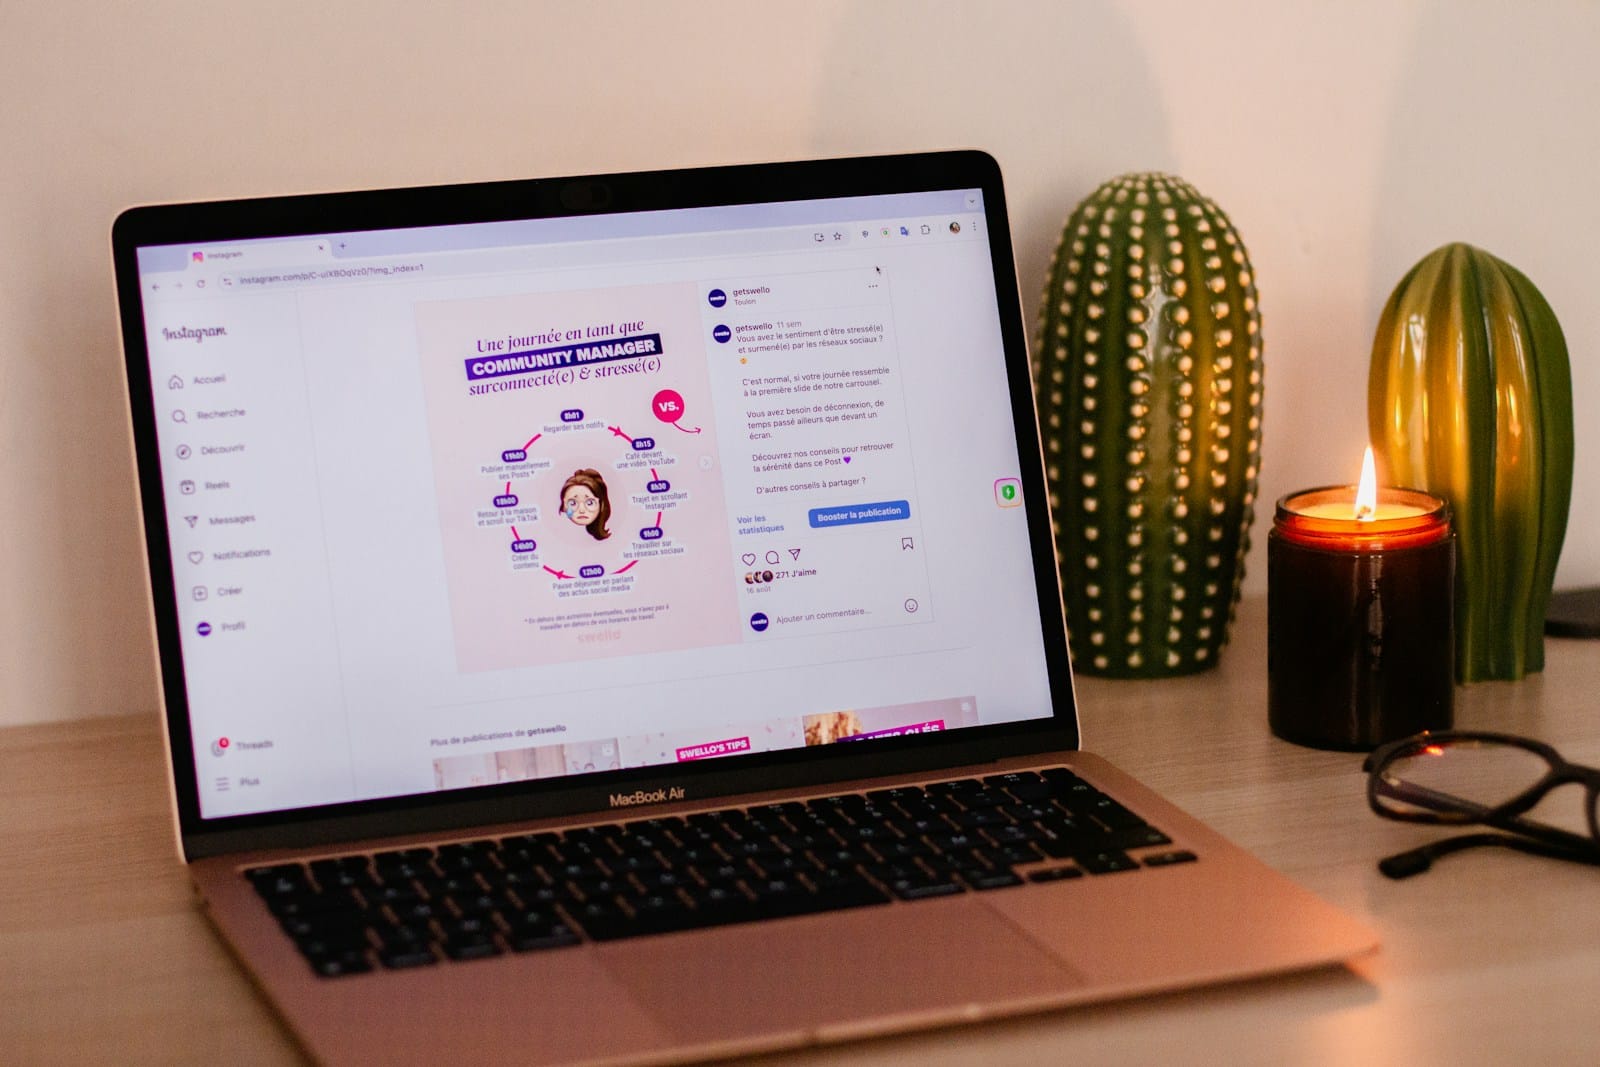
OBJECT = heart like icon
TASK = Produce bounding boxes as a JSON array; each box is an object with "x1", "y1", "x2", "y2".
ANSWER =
[
  {"x1": 842, "y1": 456, "x2": 852, "y2": 463},
  {"x1": 187, "y1": 551, "x2": 204, "y2": 564},
  {"x1": 741, "y1": 553, "x2": 757, "y2": 566}
]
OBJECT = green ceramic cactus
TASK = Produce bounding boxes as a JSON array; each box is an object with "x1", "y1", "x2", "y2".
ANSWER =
[
  {"x1": 1368, "y1": 243, "x2": 1573, "y2": 682},
  {"x1": 1034, "y1": 174, "x2": 1263, "y2": 678}
]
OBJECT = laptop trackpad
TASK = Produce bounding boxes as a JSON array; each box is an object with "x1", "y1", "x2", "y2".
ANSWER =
[{"x1": 598, "y1": 898, "x2": 1084, "y2": 1042}]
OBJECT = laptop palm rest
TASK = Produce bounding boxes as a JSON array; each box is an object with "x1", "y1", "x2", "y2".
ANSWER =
[{"x1": 600, "y1": 897, "x2": 1083, "y2": 1046}]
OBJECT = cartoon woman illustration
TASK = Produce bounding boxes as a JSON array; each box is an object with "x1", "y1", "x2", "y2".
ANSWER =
[{"x1": 559, "y1": 468, "x2": 611, "y2": 541}]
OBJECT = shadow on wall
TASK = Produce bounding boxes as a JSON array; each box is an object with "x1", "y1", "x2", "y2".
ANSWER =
[
  {"x1": 809, "y1": 0, "x2": 1174, "y2": 331},
  {"x1": 1370, "y1": 0, "x2": 1600, "y2": 587}
]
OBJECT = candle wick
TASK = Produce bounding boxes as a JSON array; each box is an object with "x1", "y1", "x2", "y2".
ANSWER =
[{"x1": 1355, "y1": 504, "x2": 1375, "y2": 522}]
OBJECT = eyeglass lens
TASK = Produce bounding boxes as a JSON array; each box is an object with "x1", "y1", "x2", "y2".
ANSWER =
[{"x1": 1377, "y1": 739, "x2": 1553, "y2": 818}]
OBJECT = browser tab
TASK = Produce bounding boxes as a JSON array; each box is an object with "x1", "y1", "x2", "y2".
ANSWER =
[{"x1": 191, "y1": 239, "x2": 332, "y2": 269}]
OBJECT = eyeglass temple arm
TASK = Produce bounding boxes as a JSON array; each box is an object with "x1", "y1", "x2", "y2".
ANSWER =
[{"x1": 1379, "y1": 832, "x2": 1600, "y2": 880}]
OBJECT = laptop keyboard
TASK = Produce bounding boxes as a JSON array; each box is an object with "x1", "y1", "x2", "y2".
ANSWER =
[{"x1": 244, "y1": 767, "x2": 1196, "y2": 977}]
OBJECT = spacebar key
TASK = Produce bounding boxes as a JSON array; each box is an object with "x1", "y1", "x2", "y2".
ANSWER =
[
  {"x1": 809, "y1": 881, "x2": 890, "y2": 911},
  {"x1": 583, "y1": 883, "x2": 891, "y2": 941},
  {"x1": 585, "y1": 906, "x2": 707, "y2": 941}
]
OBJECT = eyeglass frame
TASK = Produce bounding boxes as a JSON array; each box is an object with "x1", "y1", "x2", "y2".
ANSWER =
[{"x1": 1362, "y1": 730, "x2": 1600, "y2": 878}]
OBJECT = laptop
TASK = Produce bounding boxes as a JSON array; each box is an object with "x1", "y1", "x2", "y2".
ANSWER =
[{"x1": 111, "y1": 150, "x2": 1376, "y2": 1065}]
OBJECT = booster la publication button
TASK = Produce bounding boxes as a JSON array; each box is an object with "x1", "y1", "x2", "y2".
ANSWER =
[{"x1": 808, "y1": 500, "x2": 911, "y2": 528}]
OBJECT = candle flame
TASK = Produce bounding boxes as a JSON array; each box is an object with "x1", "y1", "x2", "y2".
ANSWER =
[{"x1": 1355, "y1": 446, "x2": 1378, "y2": 521}]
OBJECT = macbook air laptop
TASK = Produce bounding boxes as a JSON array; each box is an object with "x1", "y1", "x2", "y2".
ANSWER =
[{"x1": 112, "y1": 150, "x2": 1376, "y2": 1065}]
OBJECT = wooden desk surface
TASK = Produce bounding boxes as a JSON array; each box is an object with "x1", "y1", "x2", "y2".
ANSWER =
[{"x1": 3, "y1": 599, "x2": 1597, "y2": 1065}]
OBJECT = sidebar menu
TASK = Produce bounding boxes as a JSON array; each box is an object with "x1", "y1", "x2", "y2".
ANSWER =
[{"x1": 144, "y1": 283, "x2": 353, "y2": 816}]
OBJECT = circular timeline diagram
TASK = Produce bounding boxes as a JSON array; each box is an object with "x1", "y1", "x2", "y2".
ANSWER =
[{"x1": 488, "y1": 391, "x2": 701, "y2": 584}]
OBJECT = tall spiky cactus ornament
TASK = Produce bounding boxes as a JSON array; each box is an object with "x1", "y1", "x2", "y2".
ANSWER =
[{"x1": 1034, "y1": 174, "x2": 1263, "y2": 678}]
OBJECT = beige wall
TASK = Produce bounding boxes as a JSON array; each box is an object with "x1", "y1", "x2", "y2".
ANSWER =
[{"x1": 2, "y1": 0, "x2": 1596, "y2": 726}]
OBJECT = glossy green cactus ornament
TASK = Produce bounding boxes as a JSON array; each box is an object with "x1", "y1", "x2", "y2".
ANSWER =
[
  {"x1": 1368, "y1": 243, "x2": 1573, "y2": 682},
  {"x1": 1034, "y1": 174, "x2": 1263, "y2": 677}
]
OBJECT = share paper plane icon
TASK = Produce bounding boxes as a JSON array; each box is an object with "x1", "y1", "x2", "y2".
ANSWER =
[
  {"x1": 788, "y1": 548, "x2": 801, "y2": 561},
  {"x1": 183, "y1": 515, "x2": 199, "y2": 528}
]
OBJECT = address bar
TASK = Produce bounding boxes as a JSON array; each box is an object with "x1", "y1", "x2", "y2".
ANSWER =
[{"x1": 226, "y1": 225, "x2": 850, "y2": 290}]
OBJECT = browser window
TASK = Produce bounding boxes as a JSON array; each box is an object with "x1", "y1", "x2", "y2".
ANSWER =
[{"x1": 133, "y1": 189, "x2": 1053, "y2": 818}]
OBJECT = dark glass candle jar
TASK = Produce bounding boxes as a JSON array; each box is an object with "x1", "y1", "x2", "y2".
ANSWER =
[{"x1": 1267, "y1": 486, "x2": 1454, "y2": 750}]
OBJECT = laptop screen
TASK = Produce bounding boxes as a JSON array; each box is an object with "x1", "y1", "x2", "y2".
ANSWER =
[{"x1": 117, "y1": 156, "x2": 1070, "y2": 826}]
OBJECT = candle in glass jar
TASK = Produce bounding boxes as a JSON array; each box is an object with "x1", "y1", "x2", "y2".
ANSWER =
[{"x1": 1267, "y1": 448, "x2": 1455, "y2": 750}]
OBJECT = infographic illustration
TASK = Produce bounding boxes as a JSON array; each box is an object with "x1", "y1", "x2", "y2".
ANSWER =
[{"x1": 417, "y1": 282, "x2": 740, "y2": 673}]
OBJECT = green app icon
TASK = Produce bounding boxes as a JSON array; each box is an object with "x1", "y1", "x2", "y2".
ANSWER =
[{"x1": 994, "y1": 478, "x2": 1022, "y2": 507}]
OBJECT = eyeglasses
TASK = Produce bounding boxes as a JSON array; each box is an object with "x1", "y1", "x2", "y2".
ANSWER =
[{"x1": 1363, "y1": 730, "x2": 1600, "y2": 879}]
